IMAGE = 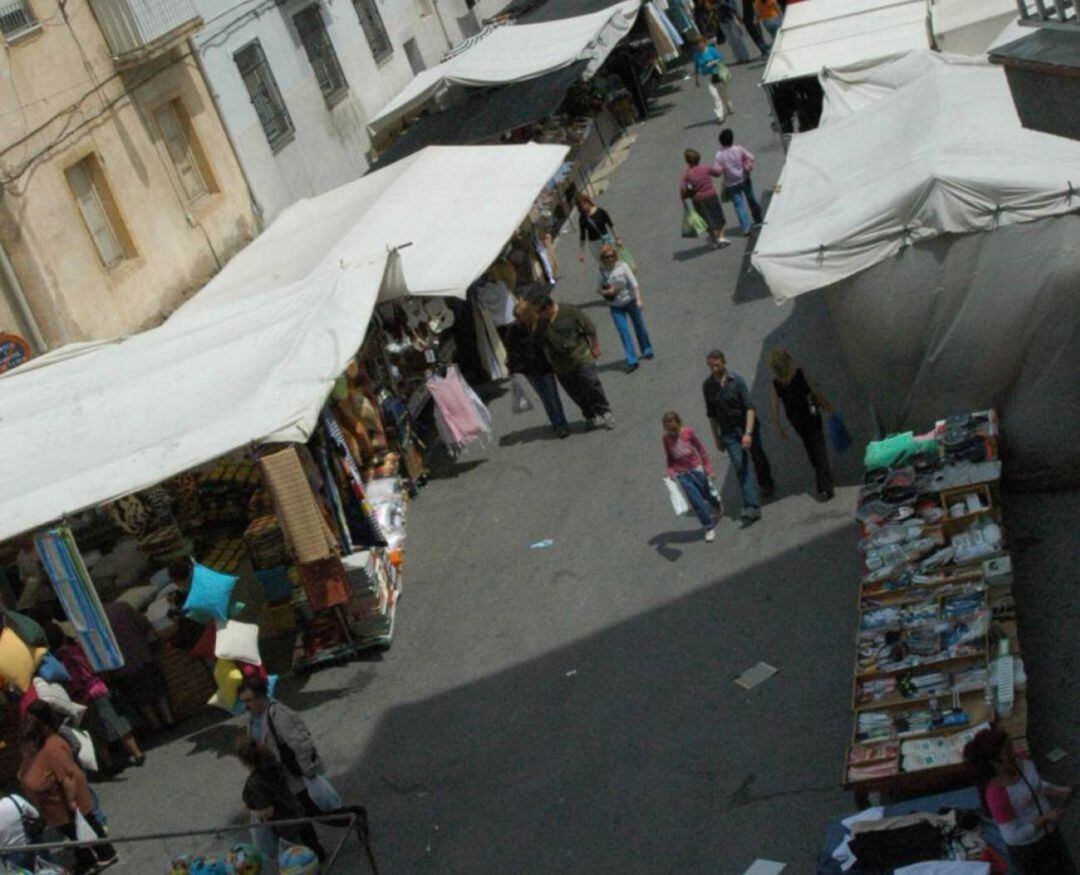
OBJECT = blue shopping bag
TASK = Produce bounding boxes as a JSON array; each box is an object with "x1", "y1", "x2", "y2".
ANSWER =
[{"x1": 827, "y1": 411, "x2": 853, "y2": 455}]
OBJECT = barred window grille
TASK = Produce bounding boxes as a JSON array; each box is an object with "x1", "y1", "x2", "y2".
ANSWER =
[
  {"x1": 0, "y1": 0, "x2": 37, "y2": 39},
  {"x1": 235, "y1": 40, "x2": 295, "y2": 152},
  {"x1": 294, "y1": 6, "x2": 349, "y2": 101},
  {"x1": 353, "y1": 0, "x2": 392, "y2": 62}
]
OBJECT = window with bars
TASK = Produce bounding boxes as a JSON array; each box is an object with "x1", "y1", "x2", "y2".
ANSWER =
[
  {"x1": 294, "y1": 5, "x2": 349, "y2": 102},
  {"x1": 0, "y1": 1, "x2": 37, "y2": 40},
  {"x1": 154, "y1": 99, "x2": 216, "y2": 203},
  {"x1": 234, "y1": 40, "x2": 295, "y2": 152},
  {"x1": 352, "y1": 0, "x2": 392, "y2": 63},
  {"x1": 65, "y1": 156, "x2": 135, "y2": 269}
]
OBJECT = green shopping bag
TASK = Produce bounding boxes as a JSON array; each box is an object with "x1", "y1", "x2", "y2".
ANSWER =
[
  {"x1": 682, "y1": 205, "x2": 708, "y2": 238},
  {"x1": 618, "y1": 243, "x2": 638, "y2": 272}
]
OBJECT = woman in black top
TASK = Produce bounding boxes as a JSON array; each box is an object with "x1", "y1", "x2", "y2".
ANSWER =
[
  {"x1": 576, "y1": 193, "x2": 620, "y2": 264},
  {"x1": 767, "y1": 348, "x2": 835, "y2": 499},
  {"x1": 504, "y1": 300, "x2": 571, "y2": 438}
]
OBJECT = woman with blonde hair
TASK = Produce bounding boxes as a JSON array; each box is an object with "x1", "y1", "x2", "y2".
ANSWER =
[
  {"x1": 662, "y1": 411, "x2": 721, "y2": 542},
  {"x1": 767, "y1": 348, "x2": 834, "y2": 499}
]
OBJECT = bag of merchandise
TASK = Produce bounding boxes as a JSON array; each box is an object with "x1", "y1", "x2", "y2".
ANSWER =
[
  {"x1": 664, "y1": 477, "x2": 691, "y2": 516},
  {"x1": 827, "y1": 411, "x2": 853, "y2": 454},
  {"x1": 277, "y1": 840, "x2": 319, "y2": 875},
  {"x1": 227, "y1": 844, "x2": 263, "y2": 875},
  {"x1": 302, "y1": 773, "x2": 343, "y2": 811},
  {"x1": 509, "y1": 374, "x2": 535, "y2": 415},
  {"x1": 617, "y1": 243, "x2": 638, "y2": 273},
  {"x1": 681, "y1": 205, "x2": 708, "y2": 238},
  {"x1": 32, "y1": 862, "x2": 68, "y2": 875}
]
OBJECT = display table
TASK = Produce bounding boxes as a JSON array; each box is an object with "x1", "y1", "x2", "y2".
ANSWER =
[{"x1": 844, "y1": 411, "x2": 1028, "y2": 804}]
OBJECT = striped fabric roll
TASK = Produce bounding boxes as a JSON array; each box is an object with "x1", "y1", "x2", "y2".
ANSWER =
[{"x1": 35, "y1": 527, "x2": 125, "y2": 672}]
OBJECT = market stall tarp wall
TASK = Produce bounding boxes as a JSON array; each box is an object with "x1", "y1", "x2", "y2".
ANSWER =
[
  {"x1": 367, "y1": 0, "x2": 640, "y2": 139},
  {"x1": 929, "y1": 0, "x2": 1016, "y2": 56},
  {"x1": 762, "y1": 0, "x2": 930, "y2": 87},
  {"x1": 752, "y1": 58, "x2": 1080, "y2": 489},
  {"x1": 0, "y1": 144, "x2": 569, "y2": 543}
]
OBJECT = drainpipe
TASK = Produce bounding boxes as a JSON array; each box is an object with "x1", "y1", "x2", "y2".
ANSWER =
[
  {"x1": 188, "y1": 38, "x2": 266, "y2": 229},
  {"x1": 433, "y1": 0, "x2": 455, "y2": 51},
  {"x1": 0, "y1": 241, "x2": 46, "y2": 353}
]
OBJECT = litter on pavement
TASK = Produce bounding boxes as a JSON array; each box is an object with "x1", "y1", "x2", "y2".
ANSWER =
[
  {"x1": 530, "y1": 539, "x2": 555, "y2": 549},
  {"x1": 743, "y1": 860, "x2": 786, "y2": 875},
  {"x1": 734, "y1": 663, "x2": 779, "y2": 690}
]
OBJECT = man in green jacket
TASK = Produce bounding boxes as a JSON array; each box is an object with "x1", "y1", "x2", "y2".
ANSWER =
[{"x1": 536, "y1": 295, "x2": 614, "y2": 430}]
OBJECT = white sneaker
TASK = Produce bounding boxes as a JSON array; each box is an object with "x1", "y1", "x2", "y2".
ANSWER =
[
  {"x1": 602, "y1": 413, "x2": 615, "y2": 430},
  {"x1": 704, "y1": 528, "x2": 716, "y2": 543}
]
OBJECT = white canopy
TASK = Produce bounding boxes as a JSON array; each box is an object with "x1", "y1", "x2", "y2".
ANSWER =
[
  {"x1": 0, "y1": 144, "x2": 568, "y2": 543},
  {"x1": 752, "y1": 58, "x2": 1080, "y2": 489},
  {"x1": 929, "y1": 0, "x2": 1016, "y2": 56},
  {"x1": 753, "y1": 54, "x2": 1080, "y2": 299},
  {"x1": 762, "y1": 0, "x2": 930, "y2": 86},
  {"x1": 368, "y1": 0, "x2": 640, "y2": 139}
]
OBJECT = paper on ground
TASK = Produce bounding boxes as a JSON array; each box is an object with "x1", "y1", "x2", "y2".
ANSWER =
[
  {"x1": 735, "y1": 663, "x2": 778, "y2": 690},
  {"x1": 743, "y1": 861, "x2": 785, "y2": 875}
]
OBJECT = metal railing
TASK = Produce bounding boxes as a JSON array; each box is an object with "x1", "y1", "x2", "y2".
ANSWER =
[
  {"x1": 1, "y1": 811, "x2": 379, "y2": 874},
  {"x1": 1016, "y1": 0, "x2": 1079, "y2": 28},
  {"x1": 89, "y1": 0, "x2": 201, "y2": 61}
]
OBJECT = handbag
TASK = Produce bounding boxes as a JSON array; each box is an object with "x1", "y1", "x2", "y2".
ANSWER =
[
  {"x1": 664, "y1": 477, "x2": 691, "y2": 516},
  {"x1": 827, "y1": 411, "x2": 853, "y2": 454},
  {"x1": 509, "y1": 374, "x2": 535, "y2": 414},
  {"x1": 9, "y1": 795, "x2": 44, "y2": 843}
]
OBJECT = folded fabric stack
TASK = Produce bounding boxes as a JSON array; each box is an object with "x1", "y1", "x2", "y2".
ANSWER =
[
  {"x1": 202, "y1": 537, "x2": 246, "y2": 574},
  {"x1": 245, "y1": 516, "x2": 289, "y2": 570},
  {"x1": 199, "y1": 462, "x2": 261, "y2": 529},
  {"x1": 297, "y1": 557, "x2": 349, "y2": 611},
  {"x1": 138, "y1": 523, "x2": 189, "y2": 565},
  {"x1": 342, "y1": 552, "x2": 392, "y2": 644}
]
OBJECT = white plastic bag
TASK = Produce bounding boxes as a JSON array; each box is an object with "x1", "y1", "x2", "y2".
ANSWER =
[
  {"x1": 73, "y1": 810, "x2": 96, "y2": 843},
  {"x1": 664, "y1": 477, "x2": 690, "y2": 516},
  {"x1": 67, "y1": 727, "x2": 98, "y2": 774},
  {"x1": 302, "y1": 773, "x2": 343, "y2": 811},
  {"x1": 509, "y1": 374, "x2": 535, "y2": 414}
]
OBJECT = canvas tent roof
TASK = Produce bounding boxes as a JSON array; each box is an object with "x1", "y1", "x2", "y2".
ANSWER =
[
  {"x1": 762, "y1": 0, "x2": 931, "y2": 86},
  {"x1": 929, "y1": 0, "x2": 1017, "y2": 55},
  {"x1": 752, "y1": 54, "x2": 1080, "y2": 299},
  {"x1": 367, "y1": 0, "x2": 639, "y2": 139},
  {"x1": 0, "y1": 144, "x2": 568, "y2": 543},
  {"x1": 372, "y1": 61, "x2": 588, "y2": 168}
]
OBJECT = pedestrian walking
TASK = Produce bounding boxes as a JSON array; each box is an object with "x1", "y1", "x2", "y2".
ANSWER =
[
  {"x1": 691, "y1": 37, "x2": 734, "y2": 123},
  {"x1": 17, "y1": 711, "x2": 117, "y2": 874},
  {"x1": 755, "y1": 0, "x2": 783, "y2": 40},
  {"x1": 963, "y1": 727, "x2": 1077, "y2": 875},
  {"x1": 767, "y1": 348, "x2": 834, "y2": 500},
  {"x1": 103, "y1": 599, "x2": 175, "y2": 732},
  {"x1": 663, "y1": 412, "x2": 721, "y2": 542},
  {"x1": 702, "y1": 349, "x2": 775, "y2": 526},
  {"x1": 740, "y1": 0, "x2": 772, "y2": 56},
  {"x1": 576, "y1": 193, "x2": 621, "y2": 264},
  {"x1": 505, "y1": 300, "x2": 571, "y2": 438},
  {"x1": 597, "y1": 244, "x2": 653, "y2": 373},
  {"x1": 680, "y1": 148, "x2": 730, "y2": 248},
  {"x1": 716, "y1": 0, "x2": 751, "y2": 63},
  {"x1": 535, "y1": 295, "x2": 614, "y2": 430},
  {"x1": 713, "y1": 128, "x2": 764, "y2": 234},
  {"x1": 238, "y1": 741, "x2": 327, "y2": 860},
  {"x1": 46, "y1": 622, "x2": 147, "y2": 774}
]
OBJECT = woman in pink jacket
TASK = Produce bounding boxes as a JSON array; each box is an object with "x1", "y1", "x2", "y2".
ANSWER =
[{"x1": 663, "y1": 411, "x2": 722, "y2": 542}]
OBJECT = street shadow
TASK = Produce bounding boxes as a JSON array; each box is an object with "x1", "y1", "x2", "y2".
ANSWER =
[
  {"x1": 732, "y1": 251, "x2": 770, "y2": 305},
  {"x1": 185, "y1": 720, "x2": 243, "y2": 760},
  {"x1": 499, "y1": 425, "x2": 558, "y2": 447},
  {"x1": 330, "y1": 527, "x2": 860, "y2": 872},
  {"x1": 424, "y1": 453, "x2": 488, "y2": 481},
  {"x1": 672, "y1": 242, "x2": 718, "y2": 261},
  {"x1": 577, "y1": 298, "x2": 610, "y2": 310},
  {"x1": 647, "y1": 527, "x2": 705, "y2": 562},
  {"x1": 684, "y1": 119, "x2": 721, "y2": 131},
  {"x1": 647, "y1": 101, "x2": 678, "y2": 118}
]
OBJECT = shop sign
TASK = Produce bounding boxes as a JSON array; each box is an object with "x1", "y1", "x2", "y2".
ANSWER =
[{"x1": 0, "y1": 333, "x2": 31, "y2": 374}]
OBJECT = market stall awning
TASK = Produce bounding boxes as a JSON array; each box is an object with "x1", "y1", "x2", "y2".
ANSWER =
[
  {"x1": 372, "y1": 61, "x2": 589, "y2": 168},
  {"x1": 367, "y1": 0, "x2": 640, "y2": 141},
  {"x1": 752, "y1": 56, "x2": 1080, "y2": 299},
  {"x1": 762, "y1": 0, "x2": 931, "y2": 86},
  {"x1": 0, "y1": 143, "x2": 569, "y2": 544}
]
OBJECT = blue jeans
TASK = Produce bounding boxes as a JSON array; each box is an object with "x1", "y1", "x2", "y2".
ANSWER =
[
  {"x1": 723, "y1": 433, "x2": 760, "y2": 511},
  {"x1": 526, "y1": 372, "x2": 569, "y2": 430},
  {"x1": 609, "y1": 301, "x2": 653, "y2": 365},
  {"x1": 728, "y1": 180, "x2": 763, "y2": 233},
  {"x1": 677, "y1": 469, "x2": 718, "y2": 529},
  {"x1": 719, "y1": 18, "x2": 750, "y2": 62},
  {"x1": 763, "y1": 17, "x2": 781, "y2": 40}
]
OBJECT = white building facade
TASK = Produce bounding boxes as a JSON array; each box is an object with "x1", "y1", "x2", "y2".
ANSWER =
[{"x1": 191, "y1": 0, "x2": 495, "y2": 223}]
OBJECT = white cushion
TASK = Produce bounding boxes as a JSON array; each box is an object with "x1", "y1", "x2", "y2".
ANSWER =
[
  {"x1": 32, "y1": 677, "x2": 87, "y2": 725},
  {"x1": 213, "y1": 620, "x2": 262, "y2": 665}
]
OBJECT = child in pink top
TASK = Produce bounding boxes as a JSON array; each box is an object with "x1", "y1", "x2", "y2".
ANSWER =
[{"x1": 662, "y1": 411, "x2": 722, "y2": 541}]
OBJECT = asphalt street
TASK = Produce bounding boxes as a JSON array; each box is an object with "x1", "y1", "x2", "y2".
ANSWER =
[{"x1": 95, "y1": 56, "x2": 1080, "y2": 874}]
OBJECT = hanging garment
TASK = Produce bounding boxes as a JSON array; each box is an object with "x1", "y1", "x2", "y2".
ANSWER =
[
  {"x1": 427, "y1": 365, "x2": 493, "y2": 456},
  {"x1": 318, "y1": 413, "x2": 388, "y2": 549},
  {"x1": 298, "y1": 557, "x2": 350, "y2": 611},
  {"x1": 259, "y1": 447, "x2": 339, "y2": 563},
  {"x1": 645, "y1": 2, "x2": 681, "y2": 60},
  {"x1": 472, "y1": 300, "x2": 509, "y2": 381},
  {"x1": 652, "y1": 1, "x2": 684, "y2": 47}
]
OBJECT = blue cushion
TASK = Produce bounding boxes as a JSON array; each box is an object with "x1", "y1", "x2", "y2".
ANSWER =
[
  {"x1": 182, "y1": 563, "x2": 238, "y2": 624},
  {"x1": 37, "y1": 652, "x2": 70, "y2": 683},
  {"x1": 255, "y1": 566, "x2": 293, "y2": 602}
]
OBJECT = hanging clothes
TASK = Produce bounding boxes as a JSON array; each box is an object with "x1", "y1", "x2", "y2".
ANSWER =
[
  {"x1": 645, "y1": 2, "x2": 682, "y2": 61},
  {"x1": 318, "y1": 412, "x2": 388, "y2": 549},
  {"x1": 427, "y1": 365, "x2": 493, "y2": 456},
  {"x1": 472, "y1": 299, "x2": 509, "y2": 381}
]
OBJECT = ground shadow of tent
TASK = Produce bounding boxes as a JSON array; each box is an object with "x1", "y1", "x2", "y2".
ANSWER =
[{"x1": 325, "y1": 527, "x2": 859, "y2": 873}]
